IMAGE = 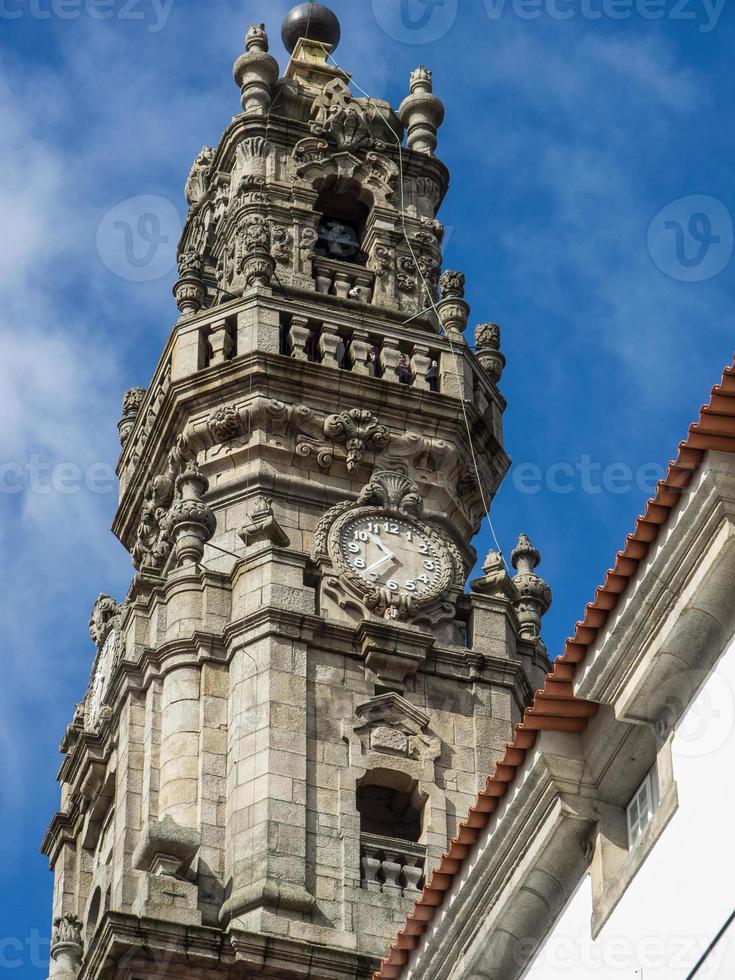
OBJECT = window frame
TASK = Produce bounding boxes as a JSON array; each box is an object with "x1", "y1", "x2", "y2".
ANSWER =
[{"x1": 626, "y1": 765, "x2": 661, "y2": 849}]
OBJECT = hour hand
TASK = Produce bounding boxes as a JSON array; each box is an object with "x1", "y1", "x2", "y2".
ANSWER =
[{"x1": 367, "y1": 531, "x2": 395, "y2": 560}]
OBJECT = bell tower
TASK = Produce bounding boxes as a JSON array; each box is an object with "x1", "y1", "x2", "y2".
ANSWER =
[{"x1": 42, "y1": 6, "x2": 553, "y2": 980}]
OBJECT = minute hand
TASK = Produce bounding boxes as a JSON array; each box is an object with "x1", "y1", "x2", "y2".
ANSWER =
[
  {"x1": 367, "y1": 531, "x2": 395, "y2": 559},
  {"x1": 364, "y1": 553, "x2": 394, "y2": 575}
]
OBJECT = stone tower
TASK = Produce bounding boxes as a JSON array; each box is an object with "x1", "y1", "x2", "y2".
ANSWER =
[{"x1": 42, "y1": 7, "x2": 552, "y2": 979}]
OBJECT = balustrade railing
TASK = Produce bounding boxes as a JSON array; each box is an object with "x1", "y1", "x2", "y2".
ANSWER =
[
  {"x1": 360, "y1": 833, "x2": 426, "y2": 896},
  {"x1": 313, "y1": 256, "x2": 375, "y2": 304},
  {"x1": 282, "y1": 314, "x2": 441, "y2": 392}
]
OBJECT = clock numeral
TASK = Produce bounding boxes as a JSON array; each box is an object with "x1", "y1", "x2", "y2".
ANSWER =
[
  {"x1": 419, "y1": 543, "x2": 429, "y2": 555},
  {"x1": 417, "y1": 574, "x2": 430, "y2": 584},
  {"x1": 384, "y1": 522, "x2": 400, "y2": 535},
  {"x1": 354, "y1": 559, "x2": 366, "y2": 569},
  {"x1": 405, "y1": 581, "x2": 417, "y2": 592},
  {"x1": 387, "y1": 580, "x2": 399, "y2": 592},
  {"x1": 424, "y1": 560, "x2": 436, "y2": 571},
  {"x1": 354, "y1": 531, "x2": 369, "y2": 542},
  {"x1": 348, "y1": 543, "x2": 361, "y2": 554}
]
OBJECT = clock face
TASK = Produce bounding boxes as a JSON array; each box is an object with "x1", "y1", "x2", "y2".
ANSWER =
[{"x1": 338, "y1": 515, "x2": 447, "y2": 601}]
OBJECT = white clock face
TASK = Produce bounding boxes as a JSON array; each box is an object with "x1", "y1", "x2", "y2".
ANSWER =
[{"x1": 339, "y1": 515, "x2": 446, "y2": 601}]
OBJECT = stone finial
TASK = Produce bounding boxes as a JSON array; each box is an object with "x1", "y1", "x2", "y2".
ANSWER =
[
  {"x1": 118, "y1": 387, "x2": 146, "y2": 448},
  {"x1": 51, "y1": 914, "x2": 83, "y2": 976},
  {"x1": 166, "y1": 462, "x2": 216, "y2": 567},
  {"x1": 439, "y1": 270, "x2": 465, "y2": 299},
  {"x1": 233, "y1": 24, "x2": 279, "y2": 116},
  {"x1": 475, "y1": 322, "x2": 506, "y2": 384},
  {"x1": 184, "y1": 145, "x2": 214, "y2": 208},
  {"x1": 436, "y1": 270, "x2": 469, "y2": 340},
  {"x1": 89, "y1": 594, "x2": 120, "y2": 650},
  {"x1": 398, "y1": 65, "x2": 445, "y2": 156},
  {"x1": 511, "y1": 534, "x2": 552, "y2": 640},
  {"x1": 470, "y1": 550, "x2": 518, "y2": 600},
  {"x1": 173, "y1": 249, "x2": 205, "y2": 317},
  {"x1": 238, "y1": 496, "x2": 291, "y2": 549},
  {"x1": 246, "y1": 22, "x2": 269, "y2": 52}
]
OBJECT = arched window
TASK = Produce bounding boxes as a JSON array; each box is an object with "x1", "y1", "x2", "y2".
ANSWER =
[
  {"x1": 357, "y1": 784, "x2": 422, "y2": 842},
  {"x1": 86, "y1": 887, "x2": 102, "y2": 944},
  {"x1": 314, "y1": 184, "x2": 370, "y2": 265}
]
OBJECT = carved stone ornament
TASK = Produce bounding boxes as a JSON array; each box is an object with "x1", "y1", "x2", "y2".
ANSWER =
[
  {"x1": 86, "y1": 626, "x2": 118, "y2": 733},
  {"x1": 353, "y1": 693, "x2": 440, "y2": 764},
  {"x1": 118, "y1": 387, "x2": 146, "y2": 448},
  {"x1": 185, "y1": 146, "x2": 214, "y2": 208},
  {"x1": 511, "y1": 533, "x2": 552, "y2": 640},
  {"x1": 323, "y1": 409, "x2": 390, "y2": 473},
  {"x1": 89, "y1": 594, "x2": 120, "y2": 650},
  {"x1": 51, "y1": 913, "x2": 83, "y2": 956},
  {"x1": 313, "y1": 470, "x2": 465, "y2": 622},
  {"x1": 470, "y1": 550, "x2": 518, "y2": 601},
  {"x1": 474, "y1": 322, "x2": 506, "y2": 384},
  {"x1": 238, "y1": 496, "x2": 291, "y2": 549},
  {"x1": 166, "y1": 461, "x2": 217, "y2": 567},
  {"x1": 310, "y1": 77, "x2": 376, "y2": 152}
]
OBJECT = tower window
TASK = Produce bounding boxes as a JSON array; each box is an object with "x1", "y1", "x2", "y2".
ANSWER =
[
  {"x1": 626, "y1": 765, "x2": 660, "y2": 849},
  {"x1": 357, "y1": 783, "x2": 422, "y2": 843},
  {"x1": 314, "y1": 187, "x2": 369, "y2": 265}
]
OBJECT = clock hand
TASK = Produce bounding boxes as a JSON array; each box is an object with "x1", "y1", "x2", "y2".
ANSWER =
[
  {"x1": 367, "y1": 531, "x2": 395, "y2": 560},
  {"x1": 364, "y1": 552, "x2": 395, "y2": 575}
]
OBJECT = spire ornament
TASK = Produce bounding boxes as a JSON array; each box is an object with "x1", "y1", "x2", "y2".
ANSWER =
[
  {"x1": 436, "y1": 270, "x2": 469, "y2": 341},
  {"x1": 166, "y1": 462, "x2": 216, "y2": 567},
  {"x1": 118, "y1": 387, "x2": 146, "y2": 448},
  {"x1": 233, "y1": 23, "x2": 279, "y2": 116},
  {"x1": 475, "y1": 323, "x2": 506, "y2": 384},
  {"x1": 398, "y1": 65, "x2": 445, "y2": 156},
  {"x1": 511, "y1": 533, "x2": 552, "y2": 640}
]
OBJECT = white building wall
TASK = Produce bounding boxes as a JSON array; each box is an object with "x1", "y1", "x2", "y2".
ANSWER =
[{"x1": 525, "y1": 635, "x2": 735, "y2": 979}]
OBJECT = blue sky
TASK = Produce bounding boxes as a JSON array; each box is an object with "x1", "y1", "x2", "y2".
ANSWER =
[{"x1": 1, "y1": 0, "x2": 734, "y2": 972}]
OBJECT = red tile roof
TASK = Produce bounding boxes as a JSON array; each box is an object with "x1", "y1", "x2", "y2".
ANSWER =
[{"x1": 375, "y1": 358, "x2": 735, "y2": 980}]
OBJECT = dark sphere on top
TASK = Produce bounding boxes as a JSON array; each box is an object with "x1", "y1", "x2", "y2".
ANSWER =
[{"x1": 281, "y1": 3, "x2": 341, "y2": 54}]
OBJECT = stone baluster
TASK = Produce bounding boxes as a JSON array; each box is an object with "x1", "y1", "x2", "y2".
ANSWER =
[
  {"x1": 208, "y1": 317, "x2": 234, "y2": 366},
  {"x1": 380, "y1": 340, "x2": 402, "y2": 383},
  {"x1": 319, "y1": 322, "x2": 343, "y2": 366},
  {"x1": 411, "y1": 343, "x2": 433, "y2": 391},
  {"x1": 353, "y1": 270, "x2": 374, "y2": 304},
  {"x1": 313, "y1": 260, "x2": 333, "y2": 295},
  {"x1": 403, "y1": 859, "x2": 424, "y2": 894},
  {"x1": 349, "y1": 329, "x2": 372, "y2": 377},
  {"x1": 332, "y1": 269, "x2": 353, "y2": 300},
  {"x1": 361, "y1": 846, "x2": 382, "y2": 893},
  {"x1": 288, "y1": 315, "x2": 311, "y2": 361},
  {"x1": 381, "y1": 852, "x2": 403, "y2": 893}
]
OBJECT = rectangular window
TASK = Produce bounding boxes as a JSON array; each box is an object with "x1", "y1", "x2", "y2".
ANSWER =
[{"x1": 627, "y1": 766, "x2": 661, "y2": 849}]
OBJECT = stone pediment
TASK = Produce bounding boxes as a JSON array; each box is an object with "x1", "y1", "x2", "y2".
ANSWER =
[
  {"x1": 353, "y1": 693, "x2": 440, "y2": 763},
  {"x1": 355, "y1": 692, "x2": 429, "y2": 733}
]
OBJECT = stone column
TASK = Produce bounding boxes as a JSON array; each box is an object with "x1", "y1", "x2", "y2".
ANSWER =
[{"x1": 159, "y1": 666, "x2": 201, "y2": 829}]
